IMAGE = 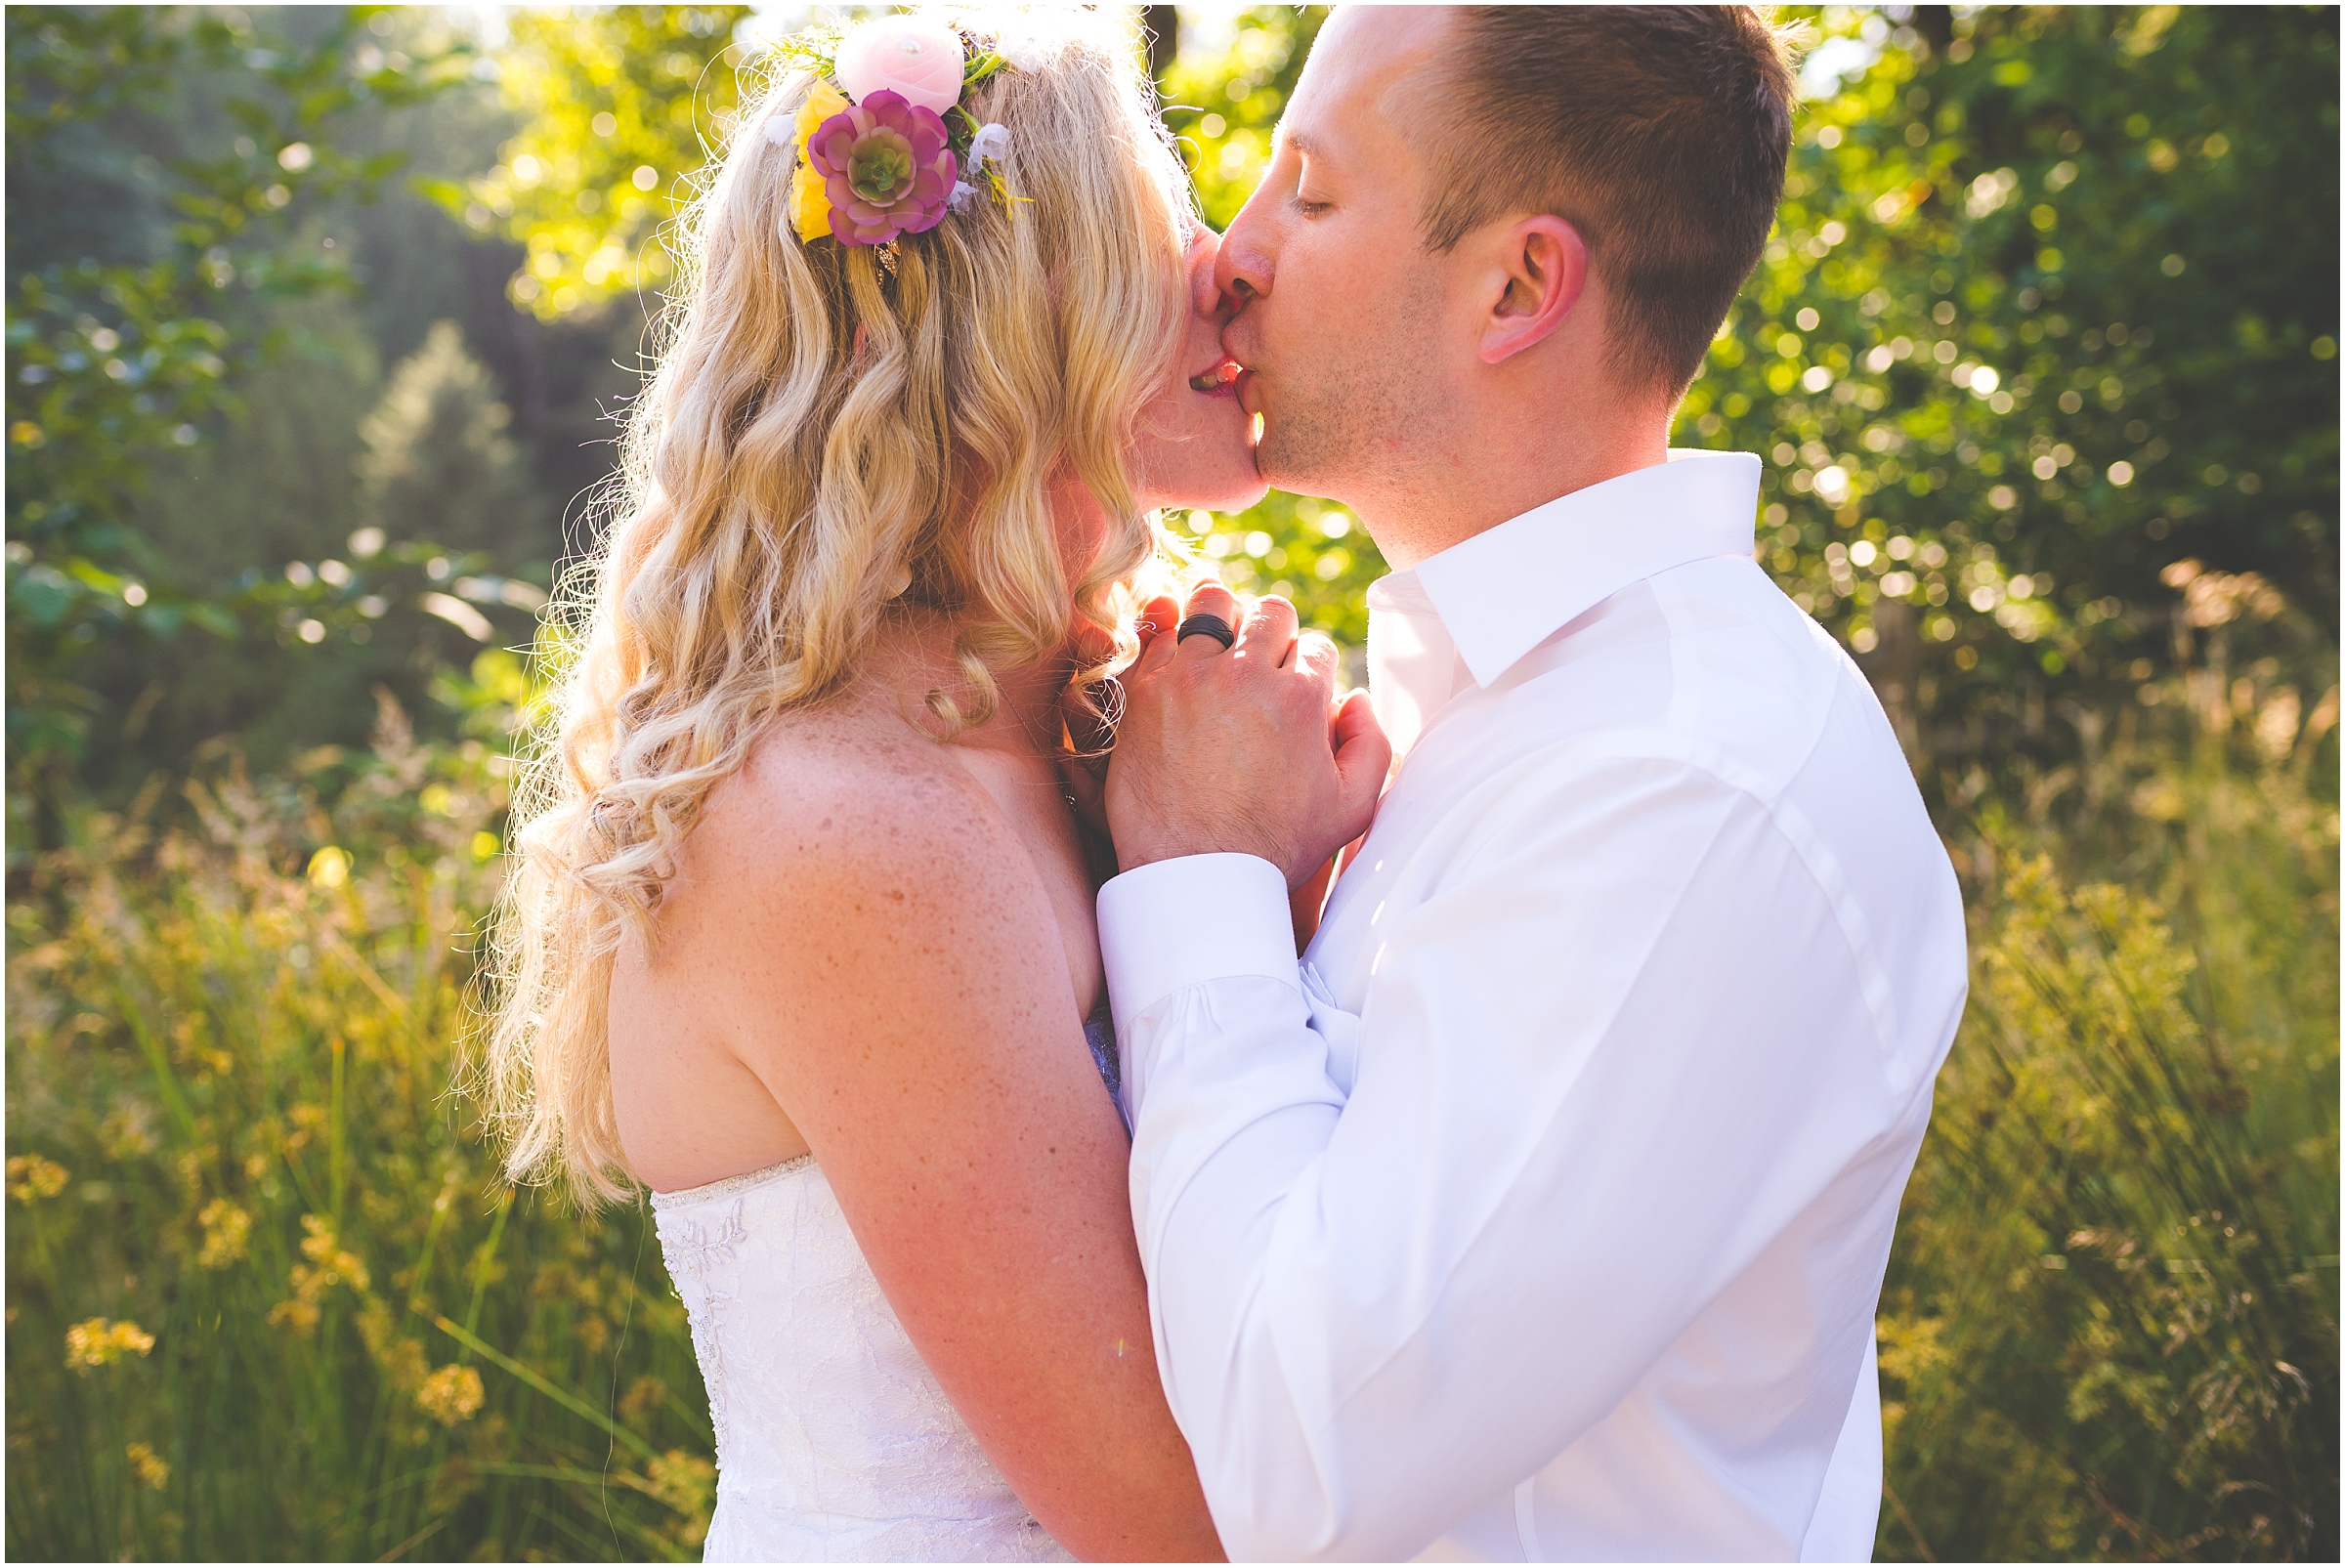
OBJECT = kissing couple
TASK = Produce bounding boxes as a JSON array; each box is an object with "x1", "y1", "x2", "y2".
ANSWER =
[{"x1": 489, "y1": 6, "x2": 1967, "y2": 1561}]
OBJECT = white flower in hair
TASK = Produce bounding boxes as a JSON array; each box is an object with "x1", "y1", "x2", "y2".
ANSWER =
[
  {"x1": 991, "y1": 33, "x2": 1045, "y2": 73},
  {"x1": 948, "y1": 181, "x2": 982, "y2": 212},
  {"x1": 966, "y1": 122, "x2": 1010, "y2": 168}
]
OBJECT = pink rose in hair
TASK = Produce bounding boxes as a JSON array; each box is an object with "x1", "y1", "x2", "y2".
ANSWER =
[
  {"x1": 832, "y1": 15, "x2": 967, "y2": 116},
  {"x1": 807, "y1": 90, "x2": 958, "y2": 246}
]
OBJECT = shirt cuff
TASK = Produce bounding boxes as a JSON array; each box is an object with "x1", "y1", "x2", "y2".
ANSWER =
[{"x1": 1096, "y1": 852, "x2": 1300, "y2": 1027}]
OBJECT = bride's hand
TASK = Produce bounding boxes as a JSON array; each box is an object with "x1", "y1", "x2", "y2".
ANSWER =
[{"x1": 1056, "y1": 592, "x2": 1183, "y2": 837}]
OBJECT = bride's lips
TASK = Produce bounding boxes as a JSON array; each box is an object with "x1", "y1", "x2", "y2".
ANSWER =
[{"x1": 1187, "y1": 356, "x2": 1244, "y2": 398}]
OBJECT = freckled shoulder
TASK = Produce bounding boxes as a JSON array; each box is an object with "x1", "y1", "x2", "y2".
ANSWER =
[
  {"x1": 662, "y1": 705, "x2": 1040, "y2": 944},
  {"x1": 640, "y1": 703, "x2": 1085, "y2": 1082}
]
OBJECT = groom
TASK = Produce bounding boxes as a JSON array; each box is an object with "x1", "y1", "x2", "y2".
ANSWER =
[{"x1": 1093, "y1": 7, "x2": 1967, "y2": 1561}]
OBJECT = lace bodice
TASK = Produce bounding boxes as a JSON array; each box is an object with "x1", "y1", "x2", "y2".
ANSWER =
[
  {"x1": 652, "y1": 1003, "x2": 1119, "y2": 1561},
  {"x1": 654, "y1": 1154, "x2": 1076, "y2": 1562}
]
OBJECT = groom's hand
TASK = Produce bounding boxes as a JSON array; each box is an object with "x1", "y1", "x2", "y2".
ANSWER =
[{"x1": 1104, "y1": 582, "x2": 1389, "y2": 889}]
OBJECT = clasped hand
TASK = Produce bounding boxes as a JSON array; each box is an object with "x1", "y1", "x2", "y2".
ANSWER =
[{"x1": 1064, "y1": 581, "x2": 1391, "y2": 889}]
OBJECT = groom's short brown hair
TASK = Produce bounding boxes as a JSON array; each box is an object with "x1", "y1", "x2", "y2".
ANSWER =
[{"x1": 1418, "y1": 6, "x2": 1798, "y2": 395}]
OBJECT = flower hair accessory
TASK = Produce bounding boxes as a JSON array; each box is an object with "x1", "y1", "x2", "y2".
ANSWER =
[{"x1": 767, "y1": 15, "x2": 1020, "y2": 247}]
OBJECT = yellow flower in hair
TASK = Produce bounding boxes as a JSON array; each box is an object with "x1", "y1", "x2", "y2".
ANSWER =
[{"x1": 790, "y1": 80, "x2": 851, "y2": 241}]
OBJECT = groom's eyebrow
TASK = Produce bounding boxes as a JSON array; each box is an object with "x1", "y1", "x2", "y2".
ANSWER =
[{"x1": 1273, "y1": 124, "x2": 1326, "y2": 167}]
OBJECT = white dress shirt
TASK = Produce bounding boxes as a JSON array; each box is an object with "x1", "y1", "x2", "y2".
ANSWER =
[{"x1": 1097, "y1": 451, "x2": 1968, "y2": 1562}]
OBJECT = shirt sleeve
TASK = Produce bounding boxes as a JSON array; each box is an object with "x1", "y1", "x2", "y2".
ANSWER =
[{"x1": 1096, "y1": 757, "x2": 1905, "y2": 1561}]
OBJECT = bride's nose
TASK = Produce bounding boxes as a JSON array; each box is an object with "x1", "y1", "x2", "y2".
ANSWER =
[{"x1": 1187, "y1": 227, "x2": 1232, "y2": 323}]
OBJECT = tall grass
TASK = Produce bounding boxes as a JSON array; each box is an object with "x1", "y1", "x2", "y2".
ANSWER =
[
  {"x1": 1880, "y1": 598, "x2": 2340, "y2": 1560},
  {"x1": 5, "y1": 696, "x2": 712, "y2": 1561},
  {"x1": 5, "y1": 630, "x2": 2336, "y2": 1560}
]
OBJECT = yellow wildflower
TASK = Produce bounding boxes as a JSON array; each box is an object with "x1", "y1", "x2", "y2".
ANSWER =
[
  {"x1": 195, "y1": 1199, "x2": 252, "y2": 1269},
  {"x1": 360, "y1": 1298, "x2": 431, "y2": 1393},
  {"x1": 290, "y1": 1213, "x2": 369, "y2": 1296},
  {"x1": 415, "y1": 1364, "x2": 485, "y2": 1426},
  {"x1": 65, "y1": 1317, "x2": 155, "y2": 1373},
  {"x1": 267, "y1": 1298, "x2": 321, "y2": 1336},
  {"x1": 789, "y1": 79, "x2": 850, "y2": 241},
  {"x1": 125, "y1": 1442, "x2": 170, "y2": 1491},
  {"x1": 7, "y1": 1153, "x2": 68, "y2": 1202},
  {"x1": 647, "y1": 1447, "x2": 717, "y2": 1518},
  {"x1": 618, "y1": 1375, "x2": 668, "y2": 1429}
]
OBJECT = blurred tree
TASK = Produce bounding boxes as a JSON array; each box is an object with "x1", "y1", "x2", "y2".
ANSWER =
[
  {"x1": 1156, "y1": 7, "x2": 1323, "y2": 231},
  {"x1": 356, "y1": 319, "x2": 552, "y2": 563},
  {"x1": 4, "y1": 5, "x2": 472, "y2": 841},
  {"x1": 1683, "y1": 4, "x2": 2338, "y2": 773},
  {"x1": 453, "y1": 5, "x2": 754, "y2": 320},
  {"x1": 126, "y1": 299, "x2": 384, "y2": 599},
  {"x1": 6, "y1": 7, "x2": 649, "y2": 837},
  {"x1": 72, "y1": 318, "x2": 547, "y2": 810}
]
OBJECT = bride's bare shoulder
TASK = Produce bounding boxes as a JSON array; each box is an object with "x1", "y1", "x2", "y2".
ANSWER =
[
  {"x1": 643, "y1": 704, "x2": 1065, "y2": 1023},
  {"x1": 669, "y1": 702, "x2": 1018, "y2": 913}
]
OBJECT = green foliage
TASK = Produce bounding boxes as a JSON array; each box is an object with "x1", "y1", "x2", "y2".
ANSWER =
[
  {"x1": 356, "y1": 319, "x2": 553, "y2": 562},
  {"x1": 1686, "y1": 4, "x2": 2338, "y2": 769},
  {"x1": 59, "y1": 313, "x2": 554, "y2": 839},
  {"x1": 460, "y1": 5, "x2": 753, "y2": 318},
  {"x1": 6, "y1": 6, "x2": 473, "y2": 827},
  {"x1": 5, "y1": 694, "x2": 712, "y2": 1561},
  {"x1": 1883, "y1": 678, "x2": 2338, "y2": 1560}
]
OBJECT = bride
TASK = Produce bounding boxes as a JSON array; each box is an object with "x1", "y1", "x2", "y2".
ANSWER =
[{"x1": 485, "y1": 8, "x2": 1259, "y2": 1561}]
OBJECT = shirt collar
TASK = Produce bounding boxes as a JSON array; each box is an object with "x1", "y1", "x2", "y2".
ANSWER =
[{"x1": 1380, "y1": 449, "x2": 1762, "y2": 690}]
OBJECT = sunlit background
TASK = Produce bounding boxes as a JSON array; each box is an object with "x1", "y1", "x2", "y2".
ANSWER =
[{"x1": 7, "y1": 6, "x2": 2336, "y2": 1561}]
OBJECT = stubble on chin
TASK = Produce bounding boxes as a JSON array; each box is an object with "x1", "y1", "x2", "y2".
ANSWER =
[{"x1": 1251, "y1": 264, "x2": 1449, "y2": 505}]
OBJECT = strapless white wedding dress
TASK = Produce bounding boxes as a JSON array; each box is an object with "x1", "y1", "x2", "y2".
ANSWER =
[
  {"x1": 653, "y1": 1155, "x2": 1076, "y2": 1562},
  {"x1": 651, "y1": 1014, "x2": 1120, "y2": 1561}
]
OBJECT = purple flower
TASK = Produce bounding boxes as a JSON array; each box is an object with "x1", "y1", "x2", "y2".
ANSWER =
[{"x1": 807, "y1": 89, "x2": 958, "y2": 247}]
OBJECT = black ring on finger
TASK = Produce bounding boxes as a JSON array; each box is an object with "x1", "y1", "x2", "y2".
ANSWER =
[{"x1": 1175, "y1": 613, "x2": 1236, "y2": 651}]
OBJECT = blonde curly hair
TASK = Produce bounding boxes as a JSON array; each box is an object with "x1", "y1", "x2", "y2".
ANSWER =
[{"x1": 485, "y1": 8, "x2": 1195, "y2": 1206}]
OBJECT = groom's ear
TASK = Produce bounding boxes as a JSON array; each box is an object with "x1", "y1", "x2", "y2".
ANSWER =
[{"x1": 1475, "y1": 215, "x2": 1589, "y2": 366}]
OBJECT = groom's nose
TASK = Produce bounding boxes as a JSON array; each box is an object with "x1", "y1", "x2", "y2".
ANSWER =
[{"x1": 1215, "y1": 211, "x2": 1274, "y2": 308}]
